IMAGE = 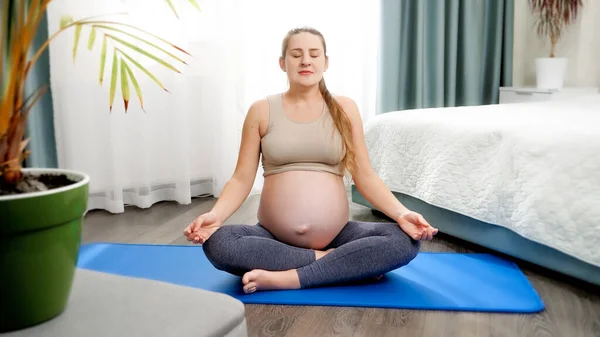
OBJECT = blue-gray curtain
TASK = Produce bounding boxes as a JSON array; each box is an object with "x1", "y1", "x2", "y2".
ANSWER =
[
  {"x1": 24, "y1": 11, "x2": 58, "y2": 168},
  {"x1": 378, "y1": 0, "x2": 514, "y2": 113}
]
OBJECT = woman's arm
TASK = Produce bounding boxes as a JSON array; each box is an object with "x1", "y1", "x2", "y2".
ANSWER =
[
  {"x1": 338, "y1": 96, "x2": 437, "y2": 240},
  {"x1": 186, "y1": 98, "x2": 266, "y2": 239},
  {"x1": 209, "y1": 99, "x2": 267, "y2": 223},
  {"x1": 336, "y1": 97, "x2": 407, "y2": 220}
]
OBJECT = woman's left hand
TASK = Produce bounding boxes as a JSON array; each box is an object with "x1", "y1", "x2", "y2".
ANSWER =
[{"x1": 397, "y1": 211, "x2": 438, "y2": 241}]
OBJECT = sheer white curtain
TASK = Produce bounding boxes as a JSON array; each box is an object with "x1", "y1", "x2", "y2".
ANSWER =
[{"x1": 46, "y1": 0, "x2": 381, "y2": 213}]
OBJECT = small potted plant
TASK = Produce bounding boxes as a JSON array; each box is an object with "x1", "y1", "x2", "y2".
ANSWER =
[
  {"x1": 529, "y1": 0, "x2": 585, "y2": 89},
  {"x1": 0, "y1": 0, "x2": 197, "y2": 332}
]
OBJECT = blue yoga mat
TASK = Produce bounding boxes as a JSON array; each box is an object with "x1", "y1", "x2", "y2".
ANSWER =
[{"x1": 77, "y1": 242, "x2": 544, "y2": 313}]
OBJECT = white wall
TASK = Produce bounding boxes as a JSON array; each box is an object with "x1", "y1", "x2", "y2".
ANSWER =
[{"x1": 512, "y1": 0, "x2": 600, "y2": 87}]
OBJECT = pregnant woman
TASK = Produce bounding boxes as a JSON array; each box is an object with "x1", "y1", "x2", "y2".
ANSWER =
[{"x1": 184, "y1": 27, "x2": 438, "y2": 294}]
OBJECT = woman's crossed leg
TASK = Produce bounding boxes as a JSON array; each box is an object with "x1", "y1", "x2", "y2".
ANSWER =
[{"x1": 202, "y1": 221, "x2": 420, "y2": 293}]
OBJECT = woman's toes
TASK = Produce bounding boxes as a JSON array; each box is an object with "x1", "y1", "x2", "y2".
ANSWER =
[
  {"x1": 242, "y1": 270, "x2": 261, "y2": 293},
  {"x1": 242, "y1": 270, "x2": 257, "y2": 285},
  {"x1": 243, "y1": 282, "x2": 257, "y2": 294}
]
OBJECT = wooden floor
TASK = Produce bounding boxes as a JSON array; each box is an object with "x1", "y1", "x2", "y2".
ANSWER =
[{"x1": 83, "y1": 193, "x2": 600, "y2": 337}]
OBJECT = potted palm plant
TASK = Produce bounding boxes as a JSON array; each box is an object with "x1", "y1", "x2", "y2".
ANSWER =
[
  {"x1": 529, "y1": 0, "x2": 584, "y2": 89},
  {"x1": 0, "y1": 0, "x2": 197, "y2": 332}
]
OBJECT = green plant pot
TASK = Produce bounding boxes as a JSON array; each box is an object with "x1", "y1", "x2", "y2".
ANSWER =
[{"x1": 0, "y1": 168, "x2": 89, "y2": 332}]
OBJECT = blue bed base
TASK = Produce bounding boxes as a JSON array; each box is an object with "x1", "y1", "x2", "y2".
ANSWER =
[{"x1": 351, "y1": 185, "x2": 600, "y2": 287}]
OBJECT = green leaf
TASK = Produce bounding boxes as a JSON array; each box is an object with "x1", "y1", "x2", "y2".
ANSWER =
[
  {"x1": 72, "y1": 24, "x2": 82, "y2": 61},
  {"x1": 60, "y1": 15, "x2": 73, "y2": 29},
  {"x1": 109, "y1": 51, "x2": 118, "y2": 111},
  {"x1": 106, "y1": 34, "x2": 180, "y2": 73},
  {"x1": 120, "y1": 58, "x2": 129, "y2": 112},
  {"x1": 93, "y1": 24, "x2": 186, "y2": 65},
  {"x1": 122, "y1": 61, "x2": 144, "y2": 111},
  {"x1": 188, "y1": 0, "x2": 201, "y2": 11},
  {"x1": 88, "y1": 27, "x2": 96, "y2": 50},
  {"x1": 98, "y1": 36, "x2": 107, "y2": 84},
  {"x1": 117, "y1": 48, "x2": 169, "y2": 92},
  {"x1": 79, "y1": 20, "x2": 191, "y2": 56},
  {"x1": 166, "y1": 0, "x2": 179, "y2": 18}
]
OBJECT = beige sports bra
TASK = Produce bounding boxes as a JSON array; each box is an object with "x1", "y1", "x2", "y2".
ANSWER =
[{"x1": 260, "y1": 94, "x2": 345, "y2": 177}]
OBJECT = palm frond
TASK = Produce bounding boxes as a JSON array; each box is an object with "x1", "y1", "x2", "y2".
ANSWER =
[
  {"x1": 188, "y1": 0, "x2": 201, "y2": 12},
  {"x1": 1, "y1": 0, "x2": 196, "y2": 183},
  {"x1": 99, "y1": 36, "x2": 107, "y2": 84},
  {"x1": 109, "y1": 50, "x2": 118, "y2": 111},
  {"x1": 529, "y1": 0, "x2": 584, "y2": 37},
  {"x1": 117, "y1": 47, "x2": 169, "y2": 92},
  {"x1": 166, "y1": 0, "x2": 179, "y2": 19},
  {"x1": 529, "y1": 0, "x2": 584, "y2": 56},
  {"x1": 122, "y1": 60, "x2": 145, "y2": 111},
  {"x1": 120, "y1": 58, "x2": 130, "y2": 111},
  {"x1": 165, "y1": 0, "x2": 201, "y2": 18},
  {"x1": 105, "y1": 33, "x2": 181, "y2": 72},
  {"x1": 92, "y1": 24, "x2": 187, "y2": 64}
]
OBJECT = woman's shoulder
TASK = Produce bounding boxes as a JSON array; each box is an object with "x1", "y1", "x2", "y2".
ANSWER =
[
  {"x1": 333, "y1": 94, "x2": 356, "y2": 106},
  {"x1": 332, "y1": 95, "x2": 358, "y2": 112},
  {"x1": 332, "y1": 95, "x2": 361, "y2": 123},
  {"x1": 248, "y1": 92, "x2": 285, "y2": 115},
  {"x1": 250, "y1": 92, "x2": 283, "y2": 108},
  {"x1": 246, "y1": 97, "x2": 271, "y2": 123}
]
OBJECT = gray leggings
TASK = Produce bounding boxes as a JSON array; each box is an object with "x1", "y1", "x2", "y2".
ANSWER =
[{"x1": 202, "y1": 221, "x2": 420, "y2": 288}]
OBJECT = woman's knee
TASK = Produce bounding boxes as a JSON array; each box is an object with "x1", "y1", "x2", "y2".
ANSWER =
[
  {"x1": 202, "y1": 226, "x2": 238, "y2": 269},
  {"x1": 387, "y1": 225, "x2": 421, "y2": 266}
]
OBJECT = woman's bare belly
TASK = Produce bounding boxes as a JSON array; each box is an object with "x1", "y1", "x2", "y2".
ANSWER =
[{"x1": 257, "y1": 171, "x2": 349, "y2": 250}]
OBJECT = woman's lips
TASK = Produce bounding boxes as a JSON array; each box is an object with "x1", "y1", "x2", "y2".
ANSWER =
[{"x1": 299, "y1": 71, "x2": 313, "y2": 75}]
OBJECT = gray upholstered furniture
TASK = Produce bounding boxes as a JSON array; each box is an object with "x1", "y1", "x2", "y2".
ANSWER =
[{"x1": 4, "y1": 269, "x2": 247, "y2": 337}]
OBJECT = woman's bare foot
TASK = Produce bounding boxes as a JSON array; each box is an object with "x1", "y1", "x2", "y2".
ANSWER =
[
  {"x1": 314, "y1": 248, "x2": 334, "y2": 260},
  {"x1": 242, "y1": 269, "x2": 301, "y2": 293}
]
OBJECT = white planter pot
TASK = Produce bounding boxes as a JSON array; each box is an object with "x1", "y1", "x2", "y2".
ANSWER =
[{"x1": 535, "y1": 57, "x2": 568, "y2": 90}]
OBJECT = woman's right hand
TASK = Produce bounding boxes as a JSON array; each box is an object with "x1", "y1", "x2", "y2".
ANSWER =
[{"x1": 183, "y1": 211, "x2": 222, "y2": 244}]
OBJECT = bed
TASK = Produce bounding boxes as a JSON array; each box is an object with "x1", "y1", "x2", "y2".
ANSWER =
[{"x1": 352, "y1": 95, "x2": 600, "y2": 286}]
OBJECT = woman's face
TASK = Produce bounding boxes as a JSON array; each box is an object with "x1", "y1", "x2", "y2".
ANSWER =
[{"x1": 280, "y1": 32, "x2": 328, "y2": 87}]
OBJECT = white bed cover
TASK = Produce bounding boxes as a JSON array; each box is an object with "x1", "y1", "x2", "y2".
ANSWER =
[{"x1": 364, "y1": 95, "x2": 600, "y2": 267}]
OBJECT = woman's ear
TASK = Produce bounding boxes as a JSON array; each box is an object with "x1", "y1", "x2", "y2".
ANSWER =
[{"x1": 279, "y1": 57, "x2": 286, "y2": 72}]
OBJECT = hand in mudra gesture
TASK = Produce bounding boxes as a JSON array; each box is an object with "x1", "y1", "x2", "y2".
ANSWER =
[
  {"x1": 397, "y1": 211, "x2": 438, "y2": 241},
  {"x1": 183, "y1": 211, "x2": 222, "y2": 244}
]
